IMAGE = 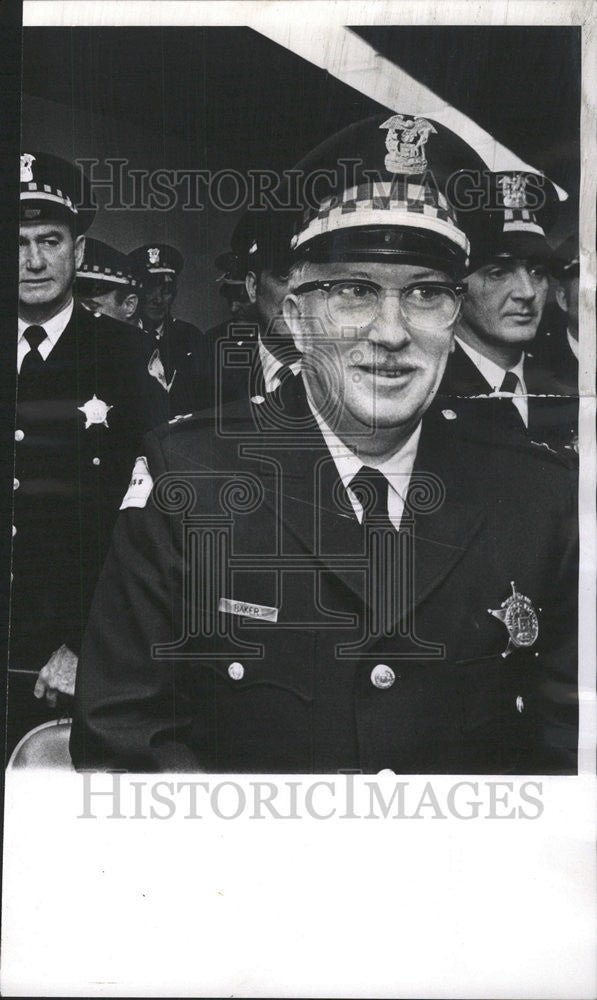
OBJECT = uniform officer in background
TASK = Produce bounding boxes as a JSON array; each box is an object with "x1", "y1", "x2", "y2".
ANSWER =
[
  {"x1": 128, "y1": 244, "x2": 211, "y2": 415},
  {"x1": 76, "y1": 237, "x2": 141, "y2": 324},
  {"x1": 439, "y1": 170, "x2": 577, "y2": 456},
  {"x1": 9, "y1": 152, "x2": 157, "y2": 757},
  {"x1": 72, "y1": 115, "x2": 577, "y2": 775},
  {"x1": 215, "y1": 250, "x2": 255, "y2": 321},
  {"x1": 533, "y1": 235, "x2": 579, "y2": 397},
  {"x1": 204, "y1": 213, "x2": 300, "y2": 408}
]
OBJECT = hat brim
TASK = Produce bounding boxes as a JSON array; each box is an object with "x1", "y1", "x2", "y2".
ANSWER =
[
  {"x1": 469, "y1": 232, "x2": 556, "y2": 272},
  {"x1": 293, "y1": 227, "x2": 467, "y2": 279}
]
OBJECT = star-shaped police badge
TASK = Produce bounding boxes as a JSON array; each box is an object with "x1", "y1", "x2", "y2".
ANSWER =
[
  {"x1": 488, "y1": 581, "x2": 540, "y2": 658},
  {"x1": 78, "y1": 394, "x2": 113, "y2": 429}
]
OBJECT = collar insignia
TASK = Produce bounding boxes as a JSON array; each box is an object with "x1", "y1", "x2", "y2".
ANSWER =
[
  {"x1": 380, "y1": 115, "x2": 437, "y2": 174},
  {"x1": 488, "y1": 581, "x2": 540, "y2": 658}
]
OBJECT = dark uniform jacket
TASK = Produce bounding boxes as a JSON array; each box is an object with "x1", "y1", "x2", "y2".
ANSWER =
[
  {"x1": 439, "y1": 342, "x2": 578, "y2": 459},
  {"x1": 71, "y1": 375, "x2": 578, "y2": 775},
  {"x1": 8, "y1": 303, "x2": 161, "y2": 753},
  {"x1": 141, "y1": 315, "x2": 212, "y2": 419}
]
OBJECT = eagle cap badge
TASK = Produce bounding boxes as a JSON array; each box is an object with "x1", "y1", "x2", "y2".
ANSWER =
[
  {"x1": 380, "y1": 115, "x2": 437, "y2": 174},
  {"x1": 78, "y1": 394, "x2": 113, "y2": 429},
  {"x1": 20, "y1": 153, "x2": 36, "y2": 183},
  {"x1": 488, "y1": 581, "x2": 540, "y2": 658},
  {"x1": 147, "y1": 247, "x2": 160, "y2": 265},
  {"x1": 499, "y1": 174, "x2": 528, "y2": 210}
]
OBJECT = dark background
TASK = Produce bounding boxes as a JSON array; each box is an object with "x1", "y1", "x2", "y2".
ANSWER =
[{"x1": 20, "y1": 26, "x2": 580, "y2": 331}]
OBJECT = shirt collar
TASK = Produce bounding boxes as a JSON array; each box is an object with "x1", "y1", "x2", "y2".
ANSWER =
[
  {"x1": 18, "y1": 298, "x2": 74, "y2": 344},
  {"x1": 258, "y1": 336, "x2": 302, "y2": 393},
  {"x1": 456, "y1": 336, "x2": 526, "y2": 392},
  {"x1": 305, "y1": 388, "x2": 421, "y2": 501}
]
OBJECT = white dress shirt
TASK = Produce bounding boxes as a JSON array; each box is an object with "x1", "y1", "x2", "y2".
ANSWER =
[
  {"x1": 17, "y1": 299, "x2": 74, "y2": 373},
  {"x1": 456, "y1": 336, "x2": 528, "y2": 427},
  {"x1": 567, "y1": 330, "x2": 579, "y2": 361},
  {"x1": 306, "y1": 388, "x2": 421, "y2": 531}
]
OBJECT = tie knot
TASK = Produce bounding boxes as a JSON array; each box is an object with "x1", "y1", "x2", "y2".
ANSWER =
[
  {"x1": 349, "y1": 466, "x2": 389, "y2": 517},
  {"x1": 23, "y1": 325, "x2": 46, "y2": 351},
  {"x1": 500, "y1": 370, "x2": 519, "y2": 394}
]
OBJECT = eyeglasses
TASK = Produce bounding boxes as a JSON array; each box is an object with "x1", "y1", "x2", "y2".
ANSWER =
[{"x1": 291, "y1": 279, "x2": 464, "y2": 331}]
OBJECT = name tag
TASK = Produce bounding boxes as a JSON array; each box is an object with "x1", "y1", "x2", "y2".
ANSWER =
[{"x1": 218, "y1": 597, "x2": 278, "y2": 623}]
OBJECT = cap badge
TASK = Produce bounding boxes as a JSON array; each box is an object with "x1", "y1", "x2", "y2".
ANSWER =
[
  {"x1": 380, "y1": 115, "x2": 437, "y2": 174},
  {"x1": 78, "y1": 394, "x2": 113, "y2": 429},
  {"x1": 499, "y1": 174, "x2": 528, "y2": 210},
  {"x1": 488, "y1": 581, "x2": 540, "y2": 658},
  {"x1": 147, "y1": 247, "x2": 160, "y2": 265},
  {"x1": 20, "y1": 154, "x2": 36, "y2": 183}
]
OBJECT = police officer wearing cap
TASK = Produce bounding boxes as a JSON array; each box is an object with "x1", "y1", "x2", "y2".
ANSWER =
[
  {"x1": 203, "y1": 214, "x2": 300, "y2": 409},
  {"x1": 128, "y1": 243, "x2": 210, "y2": 415},
  {"x1": 76, "y1": 237, "x2": 141, "y2": 324},
  {"x1": 533, "y1": 234, "x2": 579, "y2": 398},
  {"x1": 215, "y1": 250, "x2": 254, "y2": 321},
  {"x1": 439, "y1": 171, "x2": 577, "y2": 457},
  {"x1": 9, "y1": 151, "x2": 157, "y2": 756},
  {"x1": 72, "y1": 115, "x2": 577, "y2": 774}
]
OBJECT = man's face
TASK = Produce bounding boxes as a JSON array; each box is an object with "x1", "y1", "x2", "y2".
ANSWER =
[
  {"x1": 78, "y1": 287, "x2": 139, "y2": 324},
  {"x1": 460, "y1": 258, "x2": 550, "y2": 347},
  {"x1": 247, "y1": 268, "x2": 290, "y2": 334},
  {"x1": 556, "y1": 275, "x2": 579, "y2": 339},
  {"x1": 284, "y1": 260, "x2": 458, "y2": 442},
  {"x1": 19, "y1": 222, "x2": 83, "y2": 314},
  {"x1": 140, "y1": 275, "x2": 176, "y2": 327}
]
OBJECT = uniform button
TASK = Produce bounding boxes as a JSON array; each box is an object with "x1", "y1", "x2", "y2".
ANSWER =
[
  {"x1": 13, "y1": 478, "x2": 19, "y2": 491},
  {"x1": 12, "y1": 525, "x2": 16, "y2": 537},
  {"x1": 92, "y1": 457, "x2": 100, "y2": 466},
  {"x1": 442, "y1": 409, "x2": 457, "y2": 420},
  {"x1": 377, "y1": 768, "x2": 395, "y2": 777},
  {"x1": 371, "y1": 664, "x2": 395, "y2": 689},
  {"x1": 14, "y1": 429, "x2": 24, "y2": 442},
  {"x1": 516, "y1": 695, "x2": 525, "y2": 713},
  {"x1": 228, "y1": 661, "x2": 245, "y2": 681}
]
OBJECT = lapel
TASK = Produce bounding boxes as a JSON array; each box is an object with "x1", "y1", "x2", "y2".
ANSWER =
[
  {"x1": 403, "y1": 404, "x2": 486, "y2": 616},
  {"x1": 440, "y1": 341, "x2": 492, "y2": 397},
  {"x1": 253, "y1": 380, "x2": 486, "y2": 623}
]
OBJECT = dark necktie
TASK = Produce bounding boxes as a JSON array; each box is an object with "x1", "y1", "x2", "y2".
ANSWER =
[
  {"x1": 500, "y1": 370, "x2": 520, "y2": 394},
  {"x1": 19, "y1": 325, "x2": 47, "y2": 378},
  {"x1": 348, "y1": 465, "x2": 394, "y2": 533}
]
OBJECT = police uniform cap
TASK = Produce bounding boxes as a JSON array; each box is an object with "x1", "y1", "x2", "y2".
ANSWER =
[
  {"x1": 230, "y1": 211, "x2": 296, "y2": 278},
  {"x1": 287, "y1": 112, "x2": 488, "y2": 277},
  {"x1": 77, "y1": 238, "x2": 140, "y2": 289},
  {"x1": 20, "y1": 150, "x2": 96, "y2": 233},
  {"x1": 127, "y1": 244, "x2": 184, "y2": 282},
  {"x1": 460, "y1": 170, "x2": 560, "y2": 272}
]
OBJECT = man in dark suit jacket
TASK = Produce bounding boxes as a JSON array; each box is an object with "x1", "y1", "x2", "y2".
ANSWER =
[
  {"x1": 203, "y1": 213, "x2": 301, "y2": 410},
  {"x1": 439, "y1": 171, "x2": 578, "y2": 458},
  {"x1": 8, "y1": 152, "x2": 159, "y2": 758},
  {"x1": 532, "y1": 236, "x2": 579, "y2": 399},
  {"x1": 71, "y1": 115, "x2": 577, "y2": 775},
  {"x1": 128, "y1": 244, "x2": 212, "y2": 417}
]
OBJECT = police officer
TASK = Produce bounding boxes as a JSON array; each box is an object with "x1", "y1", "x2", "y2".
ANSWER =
[
  {"x1": 439, "y1": 170, "x2": 577, "y2": 456},
  {"x1": 128, "y1": 244, "x2": 211, "y2": 415},
  {"x1": 215, "y1": 250, "x2": 254, "y2": 321},
  {"x1": 76, "y1": 237, "x2": 141, "y2": 324},
  {"x1": 533, "y1": 235, "x2": 579, "y2": 397},
  {"x1": 204, "y1": 213, "x2": 300, "y2": 409},
  {"x1": 9, "y1": 151, "x2": 156, "y2": 756},
  {"x1": 72, "y1": 115, "x2": 577, "y2": 774}
]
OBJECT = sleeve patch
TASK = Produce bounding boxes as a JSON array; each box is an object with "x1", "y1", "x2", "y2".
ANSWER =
[{"x1": 120, "y1": 456, "x2": 154, "y2": 509}]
